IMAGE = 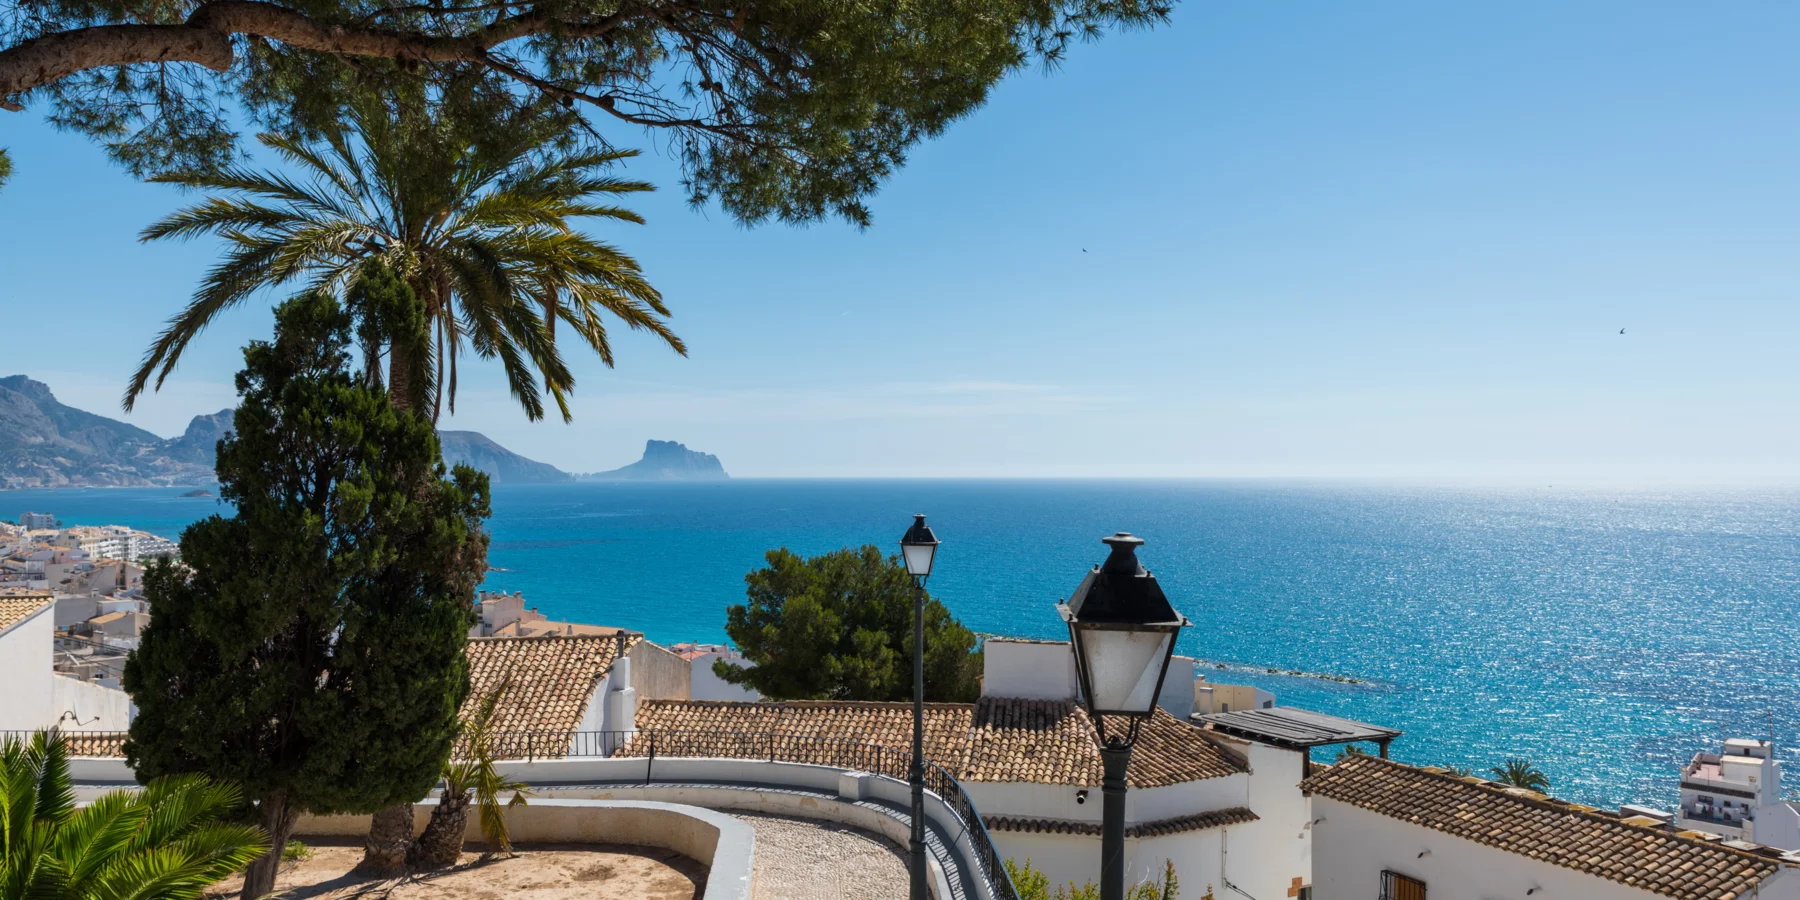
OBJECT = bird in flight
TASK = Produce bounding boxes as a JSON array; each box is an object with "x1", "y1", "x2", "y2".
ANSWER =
[{"x1": 1619, "y1": 328, "x2": 1626, "y2": 335}]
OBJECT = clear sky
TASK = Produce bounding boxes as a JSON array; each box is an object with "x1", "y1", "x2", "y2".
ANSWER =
[{"x1": 4, "y1": 1, "x2": 1800, "y2": 479}]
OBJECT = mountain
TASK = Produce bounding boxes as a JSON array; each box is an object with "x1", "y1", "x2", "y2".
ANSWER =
[
  {"x1": 437, "y1": 431, "x2": 572, "y2": 484},
  {"x1": 0, "y1": 375, "x2": 593, "y2": 490},
  {"x1": 0, "y1": 376, "x2": 217, "y2": 489},
  {"x1": 581, "y1": 440, "x2": 728, "y2": 481},
  {"x1": 162, "y1": 409, "x2": 236, "y2": 466}
]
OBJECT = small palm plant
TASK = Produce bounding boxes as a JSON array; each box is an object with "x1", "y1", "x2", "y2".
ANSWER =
[
  {"x1": 410, "y1": 679, "x2": 532, "y2": 869},
  {"x1": 0, "y1": 730, "x2": 267, "y2": 899},
  {"x1": 1489, "y1": 758, "x2": 1551, "y2": 792}
]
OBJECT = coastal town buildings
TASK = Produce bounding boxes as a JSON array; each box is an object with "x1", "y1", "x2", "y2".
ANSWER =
[
  {"x1": 1674, "y1": 738, "x2": 1800, "y2": 850},
  {"x1": 18, "y1": 511, "x2": 54, "y2": 530},
  {"x1": 469, "y1": 589, "x2": 634, "y2": 638}
]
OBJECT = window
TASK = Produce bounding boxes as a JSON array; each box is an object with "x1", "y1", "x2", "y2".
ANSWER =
[{"x1": 1381, "y1": 871, "x2": 1426, "y2": 900}]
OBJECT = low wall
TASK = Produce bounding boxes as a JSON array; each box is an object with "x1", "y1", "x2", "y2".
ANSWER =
[
  {"x1": 297, "y1": 799, "x2": 753, "y2": 900},
  {"x1": 71, "y1": 755, "x2": 1000, "y2": 900},
  {"x1": 494, "y1": 756, "x2": 978, "y2": 900}
]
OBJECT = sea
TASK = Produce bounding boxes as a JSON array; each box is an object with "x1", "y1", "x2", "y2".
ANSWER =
[{"x1": 10, "y1": 479, "x2": 1800, "y2": 812}]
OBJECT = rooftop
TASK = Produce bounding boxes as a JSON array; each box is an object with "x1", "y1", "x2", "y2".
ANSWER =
[
  {"x1": 465, "y1": 634, "x2": 639, "y2": 733},
  {"x1": 1196, "y1": 706, "x2": 1401, "y2": 750},
  {"x1": 634, "y1": 697, "x2": 1245, "y2": 788},
  {"x1": 1302, "y1": 754, "x2": 1785, "y2": 900},
  {"x1": 0, "y1": 594, "x2": 50, "y2": 633}
]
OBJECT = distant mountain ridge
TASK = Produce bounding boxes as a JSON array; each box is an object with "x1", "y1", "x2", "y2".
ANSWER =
[
  {"x1": 580, "y1": 440, "x2": 728, "y2": 481},
  {"x1": 0, "y1": 376, "x2": 725, "y2": 489},
  {"x1": 437, "y1": 431, "x2": 571, "y2": 484},
  {"x1": 0, "y1": 375, "x2": 228, "y2": 489}
]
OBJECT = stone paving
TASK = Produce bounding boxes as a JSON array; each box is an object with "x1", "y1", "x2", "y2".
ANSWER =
[{"x1": 732, "y1": 811, "x2": 910, "y2": 900}]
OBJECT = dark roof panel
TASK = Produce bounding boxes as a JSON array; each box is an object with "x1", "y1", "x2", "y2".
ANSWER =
[{"x1": 1196, "y1": 707, "x2": 1401, "y2": 749}]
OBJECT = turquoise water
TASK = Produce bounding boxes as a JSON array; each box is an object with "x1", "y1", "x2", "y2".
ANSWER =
[{"x1": 11, "y1": 480, "x2": 1800, "y2": 811}]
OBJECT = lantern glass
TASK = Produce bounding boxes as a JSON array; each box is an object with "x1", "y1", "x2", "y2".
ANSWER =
[
  {"x1": 901, "y1": 540, "x2": 937, "y2": 578},
  {"x1": 1075, "y1": 625, "x2": 1174, "y2": 715}
]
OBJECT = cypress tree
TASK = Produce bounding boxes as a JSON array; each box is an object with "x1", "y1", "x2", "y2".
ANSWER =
[{"x1": 123, "y1": 292, "x2": 490, "y2": 900}]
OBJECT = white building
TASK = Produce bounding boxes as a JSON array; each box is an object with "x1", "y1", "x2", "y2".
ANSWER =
[
  {"x1": 0, "y1": 590, "x2": 134, "y2": 732},
  {"x1": 631, "y1": 636, "x2": 1324, "y2": 900},
  {"x1": 1305, "y1": 754, "x2": 1800, "y2": 900},
  {"x1": 18, "y1": 512, "x2": 54, "y2": 530},
  {"x1": 1676, "y1": 738, "x2": 1800, "y2": 850},
  {"x1": 669, "y1": 642, "x2": 761, "y2": 701}
]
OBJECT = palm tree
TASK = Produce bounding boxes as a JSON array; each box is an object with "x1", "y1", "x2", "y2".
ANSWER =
[
  {"x1": 0, "y1": 730, "x2": 267, "y2": 899},
  {"x1": 130, "y1": 85, "x2": 684, "y2": 421},
  {"x1": 410, "y1": 678, "x2": 532, "y2": 869},
  {"x1": 1489, "y1": 758, "x2": 1551, "y2": 792}
]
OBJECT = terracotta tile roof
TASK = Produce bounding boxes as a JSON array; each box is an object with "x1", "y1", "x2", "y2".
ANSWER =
[
  {"x1": 1302, "y1": 755, "x2": 1784, "y2": 900},
  {"x1": 0, "y1": 595, "x2": 50, "y2": 633},
  {"x1": 632, "y1": 697, "x2": 1245, "y2": 788},
  {"x1": 985, "y1": 807, "x2": 1257, "y2": 838},
  {"x1": 464, "y1": 634, "x2": 638, "y2": 735}
]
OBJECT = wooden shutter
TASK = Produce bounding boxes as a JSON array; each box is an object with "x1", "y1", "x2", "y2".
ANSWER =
[{"x1": 1381, "y1": 871, "x2": 1426, "y2": 900}]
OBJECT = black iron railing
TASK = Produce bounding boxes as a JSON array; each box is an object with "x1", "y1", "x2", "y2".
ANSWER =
[{"x1": 0, "y1": 730, "x2": 129, "y2": 757}]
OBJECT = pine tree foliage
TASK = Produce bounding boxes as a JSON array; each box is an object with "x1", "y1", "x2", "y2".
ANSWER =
[
  {"x1": 3, "y1": 0, "x2": 1175, "y2": 225},
  {"x1": 122, "y1": 292, "x2": 491, "y2": 899},
  {"x1": 717, "y1": 545, "x2": 982, "y2": 702}
]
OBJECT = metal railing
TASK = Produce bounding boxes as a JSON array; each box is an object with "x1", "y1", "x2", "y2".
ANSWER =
[
  {"x1": 0, "y1": 730, "x2": 129, "y2": 757},
  {"x1": 490, "y1": 728, "x2": 1020, "y2": 900}
]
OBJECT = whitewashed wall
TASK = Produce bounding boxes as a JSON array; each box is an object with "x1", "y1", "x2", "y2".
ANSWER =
[
  {"x1": 1231, "y1": 740, "x2": 1313, "y2": 900},
  {"x1": 49, "y1": 675, "x2": 134, "y2": 730},
  {"x1": 690, "y1": 651, "x2": 760, "y2": 702},
  {"x1": 0, "y1": 605, "x2": 52, "y2": 731},
  {"x1": 1310, "y1": 795, "x2": 1800, "y2": 900}
]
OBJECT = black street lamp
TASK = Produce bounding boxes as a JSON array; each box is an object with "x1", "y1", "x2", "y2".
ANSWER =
[
  {"x1": 899, "y1": 513, "x2": 940, "y2": 900},
  {"x1": 1057, "y1": 532, "x2": 1190, "y2": 900}
]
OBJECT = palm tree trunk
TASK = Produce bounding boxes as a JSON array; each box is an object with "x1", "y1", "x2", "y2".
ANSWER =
[
  {"x1": 241, "y1": 790, "x2": 299, "y2": 900},
  {"x1": 356, "y1": 803, "x2": 415, "y2": 876},
  {"x1": 388, "y1": 339, "x2": 417, "y2": 413},
  {"x1": 409, "y1": 790, "x2": 471, "y2": 869}
]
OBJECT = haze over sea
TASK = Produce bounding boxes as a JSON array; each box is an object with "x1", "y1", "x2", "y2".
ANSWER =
[{"x1": 12, "y1": 480, "x2": 1800, "y2": 811}]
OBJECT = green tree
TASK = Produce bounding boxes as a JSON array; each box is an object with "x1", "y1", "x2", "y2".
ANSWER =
[
  {"x1": 0, "y1": 149, "x2": 10, "y2": 190},
  {"x1": 3, "y1": 2, "x2": 1171, "y2": 225},
  {"x1": 1005, "y1": 858, "x2": 1187, "y2": 900},
  {"x1": 409, "y1": 679, "x2": 532, "y2": 869},
  {"x1": 0, "y1": 730, "x2": 268, "y2": 900},
  {"x1": 130, "y1": 83, "x2": 682, "y2": 422},
  {"x1": 1489, "y1": 758, "x2": 1551, "y2": 792},
  {"x1": 717, "y1": 546, "x2": 981, "y2": 702},
  {"x1": 123, "y1": 292, "x2": 491, "y2": 900}
]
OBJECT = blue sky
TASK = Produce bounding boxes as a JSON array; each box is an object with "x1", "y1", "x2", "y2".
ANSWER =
[{"x1": 5, "y1": 1, "x2": 1800, "y2": 479}]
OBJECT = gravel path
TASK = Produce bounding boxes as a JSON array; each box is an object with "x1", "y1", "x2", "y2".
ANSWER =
[{"x1": 732, "y1": 812, "x2": 909, "y2": 900}]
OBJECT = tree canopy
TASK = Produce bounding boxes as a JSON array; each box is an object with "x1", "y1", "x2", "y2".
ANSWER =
[
  {"x1": 1, "y1": 0, "x2": 1174, "y2": 225},
  {"x1": 131, "y1": 85, "x2": 679, "y2": 422},
  {"x1": 122, "y1": 291, "x2": 491, "y2": 899},
  {"x1": 717, "y1": 545, "x2": 982, "y2": 702}
]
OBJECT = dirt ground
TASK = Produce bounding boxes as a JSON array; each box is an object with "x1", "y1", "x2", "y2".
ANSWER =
[{"x1": 208, "y1": 841, "x2": 706, "y2": 900}]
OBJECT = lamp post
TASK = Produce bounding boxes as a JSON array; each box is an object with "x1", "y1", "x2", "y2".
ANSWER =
[
  {"x1": 899, "y1": 513, "x2": 940, "y2": 900},
  {"x1": 1057, "y1": 532, "x2": 1190, "y2": 900}
]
